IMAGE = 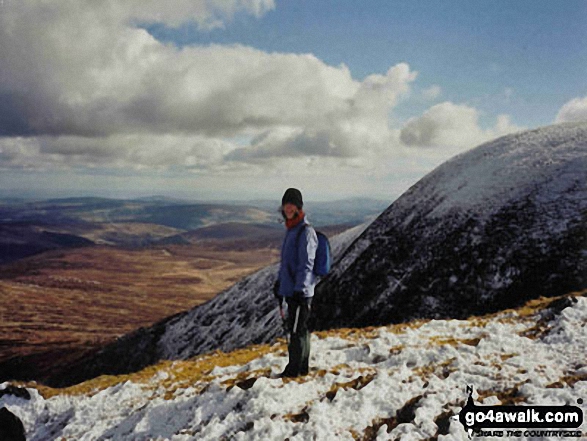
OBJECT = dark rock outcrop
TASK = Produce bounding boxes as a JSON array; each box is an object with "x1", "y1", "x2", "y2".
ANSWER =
[{"x1": 0, "y1": 386, "x2": 31, "y2": 401}]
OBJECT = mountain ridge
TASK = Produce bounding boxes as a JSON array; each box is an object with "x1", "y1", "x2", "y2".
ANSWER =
[{"x1": 312, "y1": 122, "x2": 587, "y2": 329}]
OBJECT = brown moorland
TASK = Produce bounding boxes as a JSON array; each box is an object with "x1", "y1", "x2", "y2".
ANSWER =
[{"x1": 0, "y1": 242, "x2": 280, "y2": 380}]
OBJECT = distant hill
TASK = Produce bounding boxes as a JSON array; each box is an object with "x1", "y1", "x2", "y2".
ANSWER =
[
  {"x1": 0, "y1": 199, "x2": 278, "y2": 257},
  {"x1": 157, "y1": 222, "x2": 354, "y2": 250},
  {"x1": 0, "y1": 196, "x2": 387, "y2": 233},
  {"x1": 0, "y1": 198, "x2": 273, "y2": 229},
  {"x1": 232, "y1": 198, "x2": 389, "y2": 227},
  {"x1": 0, "y1": 224, "x2": 94, "y2": 264},
  {"x1": 0, "y1": 196, "x2": 383, "y2": 262},
  {"x1": 137, "y1": 204, "x2": 274, "y2": 230}
]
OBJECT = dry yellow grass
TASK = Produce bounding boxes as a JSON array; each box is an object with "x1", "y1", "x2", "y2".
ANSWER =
[
  {"x1": 546, "y1": 371, "x2": 587, "y2": 389},
  {"x1": 30, "y1": 340, "x2": 287, "y2": 400},
  {"x1": 467, "y1": 289, "x2": 587, "y2": 329},
  {"x1": 428, "y1": 337, "x2": 482, "y2": 347},
  {"x1": 18, "y1": 289, "x2": 586, "y2": 403},
  {"x1": 477, "y1": 381, "x2": 532, "y2": 405},
  {"x1": 314, "y1": 318, "x2": 430, "y2": 342}
]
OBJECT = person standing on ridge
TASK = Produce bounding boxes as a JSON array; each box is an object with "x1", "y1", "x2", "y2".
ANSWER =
[{"x1": 273, "y1": 188, "x2": 318, "y2": 378}]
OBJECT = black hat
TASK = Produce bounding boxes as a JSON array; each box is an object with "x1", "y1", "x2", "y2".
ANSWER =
[{"x1": 282, "y1": 188, "x2": 303, "y2": 209}]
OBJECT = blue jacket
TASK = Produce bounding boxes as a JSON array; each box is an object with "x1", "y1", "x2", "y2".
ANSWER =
[{"x1": 278, "y1": 217, "x2": 318, "y2": 298}]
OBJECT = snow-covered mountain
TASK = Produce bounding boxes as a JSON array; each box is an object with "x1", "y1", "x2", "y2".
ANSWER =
[
  {"x1": 46, "y1": 221, "x2": 372, "y2": 387},
  {"x1": 2, "y1": 292, "x2": 586, "y2": 440},
  {"x1": 312, "y1": 122, "x2": 587, "y2": 329}
]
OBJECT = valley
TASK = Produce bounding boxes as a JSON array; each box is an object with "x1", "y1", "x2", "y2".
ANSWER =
[
  {"x1": 0, "y1": 243, "x2": 280, "y2": 381},
  {"x1": 0, "y1": 196, "x2": 374, "y2": 383}
]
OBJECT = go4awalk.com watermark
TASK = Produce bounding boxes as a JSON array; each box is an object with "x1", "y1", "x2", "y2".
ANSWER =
[{"x1": 455, "y1": 386, "x2": 585, "y2": 438}]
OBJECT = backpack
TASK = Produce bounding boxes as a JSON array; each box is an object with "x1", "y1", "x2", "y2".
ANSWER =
[{"x1": 296, "y1": 224, "x2": 332, "y2": 276}]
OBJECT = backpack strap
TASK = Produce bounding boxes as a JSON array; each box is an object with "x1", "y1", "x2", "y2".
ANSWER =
[{"x1": 294, "y1": 223, "x2": 308, "y2": 249}]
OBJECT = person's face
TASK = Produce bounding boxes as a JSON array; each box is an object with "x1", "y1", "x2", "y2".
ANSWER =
[{"x1": 282, "y1": 203, "x2": 298, "y2": 220}]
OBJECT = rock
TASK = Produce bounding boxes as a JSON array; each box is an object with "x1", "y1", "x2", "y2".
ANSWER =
[
  {"x1": 0, "y1": 386, "x2": 31, "y2": 401},
  {"x1": 0, "y1": 407, "x2": 26, "y2": 441}
]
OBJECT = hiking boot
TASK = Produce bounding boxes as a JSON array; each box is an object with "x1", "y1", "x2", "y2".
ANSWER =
[{"x1": 278, "y1": 367, "x2": 299, "y2": 378}]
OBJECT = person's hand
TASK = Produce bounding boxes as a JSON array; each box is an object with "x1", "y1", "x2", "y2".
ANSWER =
[
  {"x1": 293, "y1": 291, "x2": 305, "y2": 301},
  {"x1": 293, "y1": 291, "x2": 311, "y2": 310}
]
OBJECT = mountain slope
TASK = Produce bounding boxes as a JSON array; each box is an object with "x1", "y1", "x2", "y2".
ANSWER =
[
  {"x1": 3, "y1": 292, "x2": 586, "y2": 440},
  {"x1": 312, "y1": 122, "x2": 586, "y2": 329}
]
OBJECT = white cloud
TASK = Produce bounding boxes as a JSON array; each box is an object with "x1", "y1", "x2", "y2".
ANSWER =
[
  {"x1": 112, "y1": 0, "x2": 275, "y2": 29},
  {"x1": 400, "y1": 102, "x2": 523, "y2": 150},
  {"x1": 0, "y1": 0, "x2": 417, "y2": 169},
  {"x1": 422, "y1": 85, "x2": 442, "y2": 100},
  {"x1": 227, "y1": 64, "x2": 417, "y2": 161},
  {"x1": 0, "y1": 1, "x2": 280, "y2": 139},
  {"x1": 0, "y1": 134, "x2": 236, "y2": 171},
  {"x1": 555, "y1": 96, "x2": 587, "y2": 123},
  {"x1": 0, "y1": 0, "x2": 529, "y2": 200}
]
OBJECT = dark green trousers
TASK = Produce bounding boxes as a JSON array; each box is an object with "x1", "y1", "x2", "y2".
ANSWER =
[{"x1": 285, "y1": 295, "x2": 312, "y2": 375}]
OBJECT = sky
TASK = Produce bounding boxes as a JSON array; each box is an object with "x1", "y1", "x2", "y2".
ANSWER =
[{"x1": 0, "y1": 0, "x2": 585, "y2": 202}]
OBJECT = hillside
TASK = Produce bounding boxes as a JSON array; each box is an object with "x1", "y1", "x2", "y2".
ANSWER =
[
  {"x1": 2, "y1": 291, "x2": 585, "y2": 440},
  {"x1": 0, "y1": 192, "x2": 381, "y2": 384},
  {"x1": 0, "y1": 223, "x2": 94, "y2": 264},
  {"x1": 313, "y1": 122, "x2": 587, "y2": 328},
  {"x1": 0, "y1": 218, "x2": 361, "y2": 385},
  {"x1": 157, "y1": 222, "x2": 354, "y2": 250}
]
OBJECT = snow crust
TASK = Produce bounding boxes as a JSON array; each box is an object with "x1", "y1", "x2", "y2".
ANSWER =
[
  {"x1": 408, "y1": 123, "x2": 587, "y2": 222},
  {"x1": 3, "y1": 296, "x2": 586, "y2": 440}
]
